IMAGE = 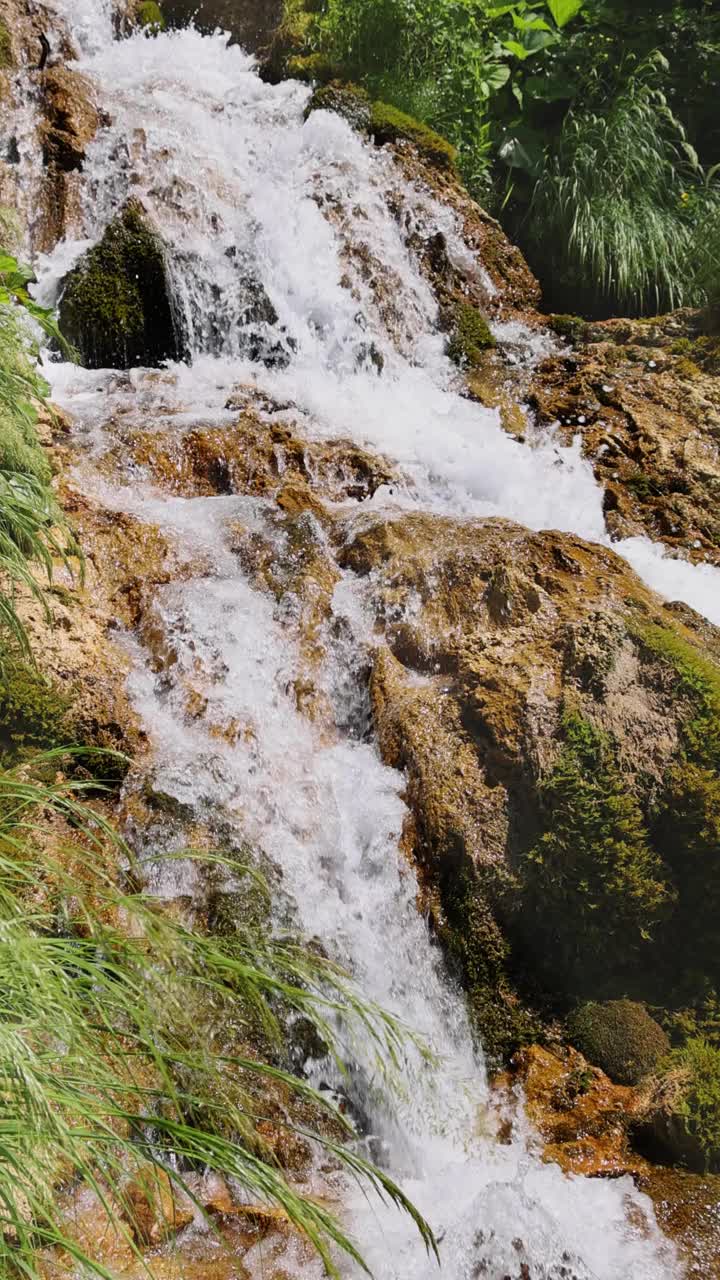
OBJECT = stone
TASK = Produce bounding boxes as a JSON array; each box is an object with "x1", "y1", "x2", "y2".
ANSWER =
[
  {"x1": 59, "y1": 200, "x2": 181, "y2": 369},
  {"x1": 123, "y1": 1166, "x2": 194, "y2": 1246}
]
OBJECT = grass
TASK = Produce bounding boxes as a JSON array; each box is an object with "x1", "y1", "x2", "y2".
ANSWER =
[
  {"x1": 528, "y1": 55, "x2": 720, "y2": 317},
  {"x1": 0, "y1": 759, "x2": 435, "y2": 1278}
]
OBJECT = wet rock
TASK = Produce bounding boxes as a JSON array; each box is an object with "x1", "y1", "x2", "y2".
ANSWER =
[
  {"x1": 59, "y1": 200, "x2": 182, "y2": 369},
  {"x1": 341, "y1": 512, "x2": 720, "y2": 1055},
  {"x1": 528, "y1": 310, "x2": 720, "y2": 565},
  {"x1": 123, "y1": 1166, "x2": 194, "y2": 1245},
  {"x1": 40, "y1": 67, "x2": 102, "y2": 171},
  {"x1": 161, "y1": 0, "x2": 283, "y2": 52}
]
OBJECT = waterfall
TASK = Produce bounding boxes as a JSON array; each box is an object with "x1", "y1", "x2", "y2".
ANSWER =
[{"x1": 23, "y1": 7, "x2": 717, "y2": 1276}]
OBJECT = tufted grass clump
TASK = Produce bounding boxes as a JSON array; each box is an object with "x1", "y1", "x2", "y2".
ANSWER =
[
  {"x1": 568, "y1": 999, "x2": 670, "y2": 1085},
  {"x1": 522, "y1": 710, "x2": 672, "y2": 992},
  {"x1": 0, "y1": 760, "x2": 435, "y2": 1279},
  {"x1": 447, "y1": 303, "x2": 496, "y2": 368}
]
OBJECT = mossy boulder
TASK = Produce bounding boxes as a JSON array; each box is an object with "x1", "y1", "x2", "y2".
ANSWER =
[
  {"x1": 447, "y1": 302, "x2": 496, "y2": 367},
  {"x1": 160, "y1": 0, "x2": 283, "y2": 49},
  {"x1": 370, "y1": 102, "x2": 457, "y2": 172},
  {"x1": 568, "y1": 1001, "x2": 670, "y2": 1086},
  {"x1": 136, "y1": 1, "x2": 166, "y2": 31},
  {"x1": 304, "y1": 82, "x2": 372, "y2": 131},
  {"x1": 59, "y1": 201, "x2": 181, "y2": 370}
]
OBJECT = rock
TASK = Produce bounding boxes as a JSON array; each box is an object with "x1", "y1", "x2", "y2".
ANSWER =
[
  {"x1": 497, "y1": 1043, "x2": 650, "y2": 1178},
  {"x1": 161, "y1": 0, "x2": 283, "y2": 51},
  {"x1": 528, "y1": 311, "x2": 720, "y2": 565},
  {"x1": 567, "y1": 1001, "x2": 671, "y2": 1086},
  {"x1": 340, "y1": 512, "x2": 720, "y2": 1055},
  {"x1": 40, "y1": 67, "x2": 102, "y2": 172},
  {"x1": 59, "y1": 200, "x2": 182, "y2": 369},
  {"x1": 637, "y1": 1167, "x2": 720, "y2": 1278},
  {"x1": 123, "y1": 1166, "x2": 194, "y2": 1246}
]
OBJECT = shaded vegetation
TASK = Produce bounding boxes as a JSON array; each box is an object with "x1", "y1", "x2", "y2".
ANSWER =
[{"x1": 672, "y1": 1038, "x2": 720, "y2": 1172}]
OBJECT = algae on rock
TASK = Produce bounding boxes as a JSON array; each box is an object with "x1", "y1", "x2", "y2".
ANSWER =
[{"x1": 59, "y1": 201, "x2": 181, "y2": 370}]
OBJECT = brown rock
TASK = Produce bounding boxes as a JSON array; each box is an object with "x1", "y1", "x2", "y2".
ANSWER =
[{"x1": 123, "y1": 1166, "x2": 194, "y2": 1246}]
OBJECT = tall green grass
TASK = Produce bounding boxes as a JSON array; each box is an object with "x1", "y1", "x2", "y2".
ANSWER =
[
  {"x1": 525, "y1": 56, "x2": 720, "y2": 316},
  {"x1": 0, "y1": 757, "x2": 434, "y2": 1277},
  {"x1": 0, "y1": 252, "x2": 79, "y2": 652}
]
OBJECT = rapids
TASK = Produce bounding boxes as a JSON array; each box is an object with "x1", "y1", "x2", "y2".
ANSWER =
[{"x1": 19, "y1": 3, "x2": 720, "y2": 1274}]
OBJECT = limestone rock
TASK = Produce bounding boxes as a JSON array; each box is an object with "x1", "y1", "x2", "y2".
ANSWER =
[{"x1": 123, "y1": 1166, "x2": 194, "y2": 1245}]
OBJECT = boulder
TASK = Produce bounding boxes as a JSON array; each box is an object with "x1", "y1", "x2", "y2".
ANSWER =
[
  {"x1": 59, "y1": 200, "x2": 181, "y2": 369},
  {"x1": 339, "y1": 513, "x2": 720, "y2": 1054},
  {"x1": 567, "y1": 1001, "x2": 670, "y2": 1086},
  {"x1": 160, "y1": 0, "x2": 283, "y2": 51}
]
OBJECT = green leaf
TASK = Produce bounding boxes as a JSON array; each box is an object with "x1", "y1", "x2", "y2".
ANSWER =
[{"x1": 546, "y1": 0, "x2": 585, "y2": 27}]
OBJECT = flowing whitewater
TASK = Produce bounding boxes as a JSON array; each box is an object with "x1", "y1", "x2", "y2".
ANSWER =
[{"x1": 26, "y1": 7, "x2": 720, "y2": 1277}]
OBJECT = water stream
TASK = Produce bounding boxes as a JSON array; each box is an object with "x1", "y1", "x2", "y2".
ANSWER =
[{"x1": 21, "y1": 5, "x2": 720, "y2": 1275}]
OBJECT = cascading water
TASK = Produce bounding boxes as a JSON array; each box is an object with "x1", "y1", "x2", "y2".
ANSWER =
[{"x1": 21, "y1": 5, "x2": 720, "y2": 1275}]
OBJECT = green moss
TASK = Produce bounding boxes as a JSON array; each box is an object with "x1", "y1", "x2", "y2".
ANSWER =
[
  {"x1": 289, "y1": 53, "x2": 342, "y2": 83},
  {"x1": 568, "y1": 999, "x2": 670, "y2": 1085},
  {"x1": 548, "y1": 314, "x2": 590, "y2": 345},
  {"x1": 437, "y1": 863, "x2": 541, "y2": 1063},
  {"x1": 624, "y1": 469, "x2": 666, "y2": 501},
  {"x1": 370, "y1": 101, "x2": 457, "y2": 172},
  {"x1": 0, "y1": 656, "x2": 71, "y2": 760},
  {"x1": 522, "y1": 710, "x2": 672, "y2": 992},
  {"x1": 675, "y1": 356, "x2": 702, "y2": 380},
  {"x1": 447, "y1": 303, "x2": 496, "y2": 368},
  {"x1": 0, "y1": 18, "x2": 13, "y2": 69},
  {"x1": 633, "y1": 623, "x2": 720, "y2": 771},
  {"x1": 136, "y1": 1, "x2": 165, "y2": 31},
  {"x1": 304, "y1": 81, "x2": 371, "y2": 129},
  {"x1": 59, "y1": 201, "x2": 180, "y2": 370},
  {"x1": 672, "y1": 1037, "x2": 720, "y2": 1172}
]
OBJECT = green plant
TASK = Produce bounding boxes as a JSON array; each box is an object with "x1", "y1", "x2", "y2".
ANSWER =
[
  {"x1": 526, "y1": 55, "x2": 720, "y2": 316},
  {"x1": 0, "y1": 758, "x2": 435, "y2": 1277},
  {"x1": 136, "y1": 1, "x2": 166, "y2": 32},
  {"x1": 672, "y1": 1037, "x2": 720, "y2": 1172},
  {"x1": 0, "y1": 262, "x2": 80, "y2": 652},
  {"x1": 0, "y1": 653, "x2": 71, "y2": 759},
  {"x1": 567, "y1": 999, "x2": 670, "y2": 1085},
  {"x1": 522, "y1": 709, "x2": 672, "y2": 990}
]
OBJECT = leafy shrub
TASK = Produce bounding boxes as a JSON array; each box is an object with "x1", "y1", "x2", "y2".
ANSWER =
[
  {"x1": 568, "y1": 999, "x2": 670, "y2": 1085},
  {"x1": 672, "y1": 1037, "x2": 720, "y2": 1172},
  {"x1": 522, "y1": 710, "x2": 672, "y2": 991}
]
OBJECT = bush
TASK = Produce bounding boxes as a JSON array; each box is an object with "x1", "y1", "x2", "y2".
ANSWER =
[
  {"x1": 568, "y1": 999, "x2": 670, "y2": 1085},
  {"x1": 522, "y1": 710, "x2": 672, "y2": 991}
]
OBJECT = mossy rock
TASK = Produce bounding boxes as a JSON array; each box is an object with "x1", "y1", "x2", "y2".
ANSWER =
[
  {"x1": 0, "y1": 656, "x2": 71, "y2": 760},
  {"x1": 548, "y1": 314, "x2": 590, "y2": 345},
  {"x1": 304, "y1": 82, "x2": 372, "y2": 131},
  {"x1": 59, "y1": 201, "x2": 181, "y2": 370},
  {"x1": 369, "y1": 102, "x2": 457, "y2": 172},
  {"x1": 288, "y1": 53, "x2": 342, "y2": 84},
  {"x1": 0, "y1": 18, "x2": 13, "y2": 69},
  {"x1": 447, "y1": 303, "x2": 496, "y2": 368},
  {"x1": 136, "y1": 1, "x2": 166, "y2": 31},
  {"x1": 568, "y1": 1000, "x2": 670, "y2": 1085}
]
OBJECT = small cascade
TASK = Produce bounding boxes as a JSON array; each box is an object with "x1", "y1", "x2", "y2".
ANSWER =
[{"x1": 17, "y1": 5, "x2": 720, "y2": 1277}]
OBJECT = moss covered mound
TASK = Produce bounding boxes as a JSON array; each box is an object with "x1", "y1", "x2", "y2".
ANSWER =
[
  {"x1": 59, "y1": 201, "x2": 181, "y2": 370},
  {"x1": 370, "y1": 102, "x2": 457, "y2": 172},
  {"x1": 568, "y1": 1000, "x2": 670, "y2": 1085},
  {"x1": 136, "y1": 1, "x2": 166, "y2": 31},
  {"x1": 447, "y1": 303, "x2": 496, "y2": 367}
]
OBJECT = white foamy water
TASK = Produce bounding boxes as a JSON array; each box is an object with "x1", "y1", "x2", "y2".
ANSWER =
[{"x1": 28, "y1": 5, "x2": 718, "y2": 1275}]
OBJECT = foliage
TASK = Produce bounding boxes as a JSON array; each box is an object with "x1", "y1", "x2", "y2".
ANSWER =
[
  {"x1": 447, "y1": 302, "x2": 496, "y2": 366},
  {"x1": 0, "y1": 256, "x2": 80, "y2": 653},
  {"x1": 525, "y1": 55, "x2": 720, "y2": 315},
  {"x1": 0, "y1": 761, "x2": 435, "y2": 1278},
  {"x1": 137, "y1": 1, "x2": 166, "y2": 31},
  {"x1": 567, "y1": 999, "x2": 670, "y2": 1084},
  {"x1": 672, "y1": 1037, "x2": 720, "y2": 1172},
  {"x1": 522, "y1": 709, "x2": 672, "y2": 992}
]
